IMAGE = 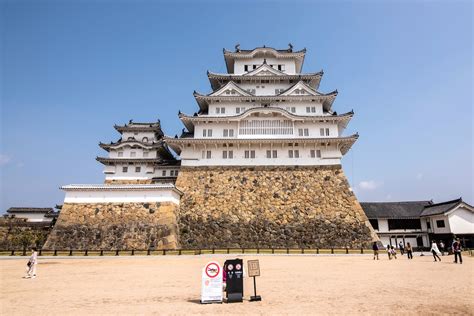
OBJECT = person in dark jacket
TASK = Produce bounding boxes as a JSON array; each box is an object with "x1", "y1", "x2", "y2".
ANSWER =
[
  {"x1": 398, "y1": 241, "x2": 405, "y2": 255},
  {"x1": 406, "y1": 242, "x2": 413, "y2": 259},
  {"x1": 372, "y1": 242, "x2": 379, "y2": 260},
  {"x1": 452, "y1": 239, "x2": 463, "y2": 264}
]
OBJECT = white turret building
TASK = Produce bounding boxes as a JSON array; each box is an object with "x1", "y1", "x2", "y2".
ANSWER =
[
  {"x1": 98, "y1": 120, "x2": 180, "y2": 184},
  {"x1": 166, "y1": 45, "x2": 357, "y2": 166}
]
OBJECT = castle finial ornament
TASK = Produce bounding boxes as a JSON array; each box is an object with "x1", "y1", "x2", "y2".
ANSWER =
[
  {"x1": 235, "y1": 44, "x2": 240, "y2": 52},
  {"x1": 288, "y1": 43, "x2": 293, "y2": 52}
]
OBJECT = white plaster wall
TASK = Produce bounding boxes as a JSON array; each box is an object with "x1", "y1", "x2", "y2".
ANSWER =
[
  {"x1": 8, "y1": 213, "x2": 51, "y2": 222},
  {"x1": 207, "y1": 103, "x2": 325, "y2": 117},
  {"x1": 105, "y1": 164, "x2": 179, "y2": 180},
  {"x1": 429, "y1": 215, "x2": 452, "y2": 234},
  {"x1": 193, "y1": 119, "x2": 340, "y2": 140},
  {"x1": 179, "y1": 143, "x2": 342, "y2": 166},
  {"x1": 109, "y1": 147, "x2": 157, "y2": 158},
  {"x1": 234, "y1": 58, "x2": 296, "y2": 75},
  {"x1": 378, "y1": 219, "x2": 389, "y2": 232},
  {"x1": 122, "y1": 131, "x2": 157, "y2": 142},
  {"x1": 448, "y1": 207, "x2": 474, "y2": 234},
  {"x1": 64, "y1": 189, "x2": 181, "y2": 204},
  {"x1": 238, "y1": 83, "x2": 291, "y2": 96}
]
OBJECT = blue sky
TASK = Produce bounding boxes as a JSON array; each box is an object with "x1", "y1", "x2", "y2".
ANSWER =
[{"x1": 1, "y1": 0, "x2": 472, "y2": 211}]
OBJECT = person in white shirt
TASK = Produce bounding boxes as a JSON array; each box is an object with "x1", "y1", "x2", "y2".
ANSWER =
[
  {"x1": 430, "y1": 241, "x2": 441, "y2": 262},
  {"x1": 25, "y1": 247, "x2": 38, "y2": 278}
]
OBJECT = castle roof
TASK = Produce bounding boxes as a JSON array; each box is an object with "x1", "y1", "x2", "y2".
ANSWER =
[
  {"x1": 420, "y1": 198, "x2": 473, "y2": 217},
  {"x1": 193, "y1": 81, "x2": 337, "y2": 112},
  {"x1": 207, "y1": 68, "x2": 323, "y2": 90},
  {"x1": 96, "y1": 157, "x2": 180, "y2": 166},
  {"x1": 99, "y1": 140, "x2": 167, "y2": 152},
  {"x1": 223, "y1": 45, "x2": 306, "y2": 73},
  {"x1": 61, "y1": 184, "x2": 183, "y2": 195},
  {"x1": 7, "y1": 207, "x2": 54, "y2": 214},
  {"x1": 164, "y1": 134, "x2": 358, "y2": 156},
  {"x1": 178, "y1": 109, "x2": 354, "y2": 133},
  {"x1": 360, "y1": 201, "x2": 432, "y2": 219},
  {"x1": 114, "y1": 120, "x2": 164, "y2": 135}
]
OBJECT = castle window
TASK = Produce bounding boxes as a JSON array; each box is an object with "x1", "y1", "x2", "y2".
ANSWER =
[
  {"x1": 273, "y1": 150, "x2": 277, "y2": 158},
  {"x1": 170, "y1": 170, "x2": 175, "y2": 176},
  {"x1": 135, "y1": 166, "x2": 141, "y2": 173},
  {"x1": 244, "y1": 65, "x2": 248, "y2": 71},
  {"x1": 216, "y1": 107, "x2": 221, "y2": 113},
  {"x1": 311, "y1": 106, "x2": 316, "y2": 113},
  {"x1": 122, "y1": 167, "x2": 128, "y2": 173},
  {"x1": 326, "y1": 128, "x2": 330, "y2": 136},
  {"x1": 306, "y1": 107, "x2": 311, "y2": 113},
  {"x1": 436, "y1": 220, "x2": 445, "y2": 228},
  {"x1": 288, "y1": 150, "x2": 300, "y2": 158},
  {"x1": 253, "y1": 65, "x2": 257, "y2": 69},
  {"x1": 162, "y1": 170, "x2": 166, "y2": 176},
  {"x1": 142, "y1": 137, "x2": 148, "y2": 142},
  {"x1": 222, "y1": 150, "x2": 233, "y2": 159},
  {"x1": 128, "y1": 137, "x2": 134, "y2": 140},
  {"x1": 118, "y1": 152, "x2": 123, "y2": 157},
  {"x1": 134, "y1": 132, "x2": 138, "y2": 135},
  {"x1": 266, "y1": 150, "x2": 271, "y2": 158},
  {"x1": 244, "y1": 150, "x2": 255, "y2": 159},
  {"x1": 203, "y1": 129, "x2": 207, "y2": 137},
  {"x1": 310, "y1": 150, "x2": 315, "y2": 158},
  {"x1": 316, "y1": 150, "x2": 321, "y2": 158}
]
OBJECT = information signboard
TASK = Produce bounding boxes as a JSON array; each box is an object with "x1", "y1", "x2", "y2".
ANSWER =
[
  {"x1": 247, "y1": 260, "x2": 260, "y2": 277},
  {"x1": 201, "y1": 261, "x2": 223, "y2": 304}
]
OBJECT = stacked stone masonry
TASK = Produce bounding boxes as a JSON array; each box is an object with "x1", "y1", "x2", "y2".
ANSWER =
[
  {"x1": 44, "y1": 202, "x2": 179, "y2": 250},
  {"x1": 175, "y1": 166, "x2": 378, "y2": 249}
]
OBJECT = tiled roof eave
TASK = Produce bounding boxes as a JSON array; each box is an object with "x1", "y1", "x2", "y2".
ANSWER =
[
  {"x1": 61, "y1": 184, "x2": 183, "y2": 196},
  {"x1": 165, "y1": 135, "x2": 358, "y2": 144}
]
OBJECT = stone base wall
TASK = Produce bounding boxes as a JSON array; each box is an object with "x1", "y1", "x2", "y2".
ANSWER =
[
  {"x1": 44, "y1": 202, "x2": 179, "y2": 250},
  {"x1": 104, "y1": 179, "x2": 153, "y2": 184},
  {"x1": 0, "y1": 218, "x2": 52, "y2": 249},
  {"x1": 175, "y1": 166, "x2": 378, "y2": 249}
]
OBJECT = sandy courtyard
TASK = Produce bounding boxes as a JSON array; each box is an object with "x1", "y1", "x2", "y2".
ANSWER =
[{"x1": 0, "y1": 253, "x2": 473, "y2": 315}]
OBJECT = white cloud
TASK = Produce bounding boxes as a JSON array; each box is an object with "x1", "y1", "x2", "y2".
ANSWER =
[
  {"x1": 358, "y1": 180, "x2": 382, "y2": 191},
  {"x1": 416, "y1": 173, "x2": 423, "y2": 180},
  {"x1": 0, "y1": 154, "x2": 11, "y2": 166}
]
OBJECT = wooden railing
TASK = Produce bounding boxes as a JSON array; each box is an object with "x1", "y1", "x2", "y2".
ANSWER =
[{"x1": 1, "y1": 247, "x2": 460, "y2": 257}]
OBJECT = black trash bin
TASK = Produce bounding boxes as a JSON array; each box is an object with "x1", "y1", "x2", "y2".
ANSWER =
[{"x1": 224, "y1": 258, "x2": 244, "y2": 303}]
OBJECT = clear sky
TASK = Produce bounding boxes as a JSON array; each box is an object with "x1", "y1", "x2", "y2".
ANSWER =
[{"x1": 1, "y1": 0, "x2": 472, "y2": 211}]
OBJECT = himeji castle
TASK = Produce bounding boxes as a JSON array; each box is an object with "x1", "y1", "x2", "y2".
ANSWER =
[
  {"x1": 165, "y1": 45, "x2": 356, "y2": 167},
  {"x1": 45, "y1": 45, "x2": 378, "y2": 250}
]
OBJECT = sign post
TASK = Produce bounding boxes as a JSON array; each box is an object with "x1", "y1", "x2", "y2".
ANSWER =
[
  {"x1": 201, "y1": 261, "x2": 223, "y2": 304},
  {"x1": 247, "y1": 259, "x2": 262, "y2": 302}
]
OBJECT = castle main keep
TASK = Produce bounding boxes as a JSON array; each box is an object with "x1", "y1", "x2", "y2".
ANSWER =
[{"x1": 45, "y1": 45, "x2": 378, "y2": 250}]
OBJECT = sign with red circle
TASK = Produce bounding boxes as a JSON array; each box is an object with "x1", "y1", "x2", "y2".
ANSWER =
[{"x1": 205, "y1": 262, "x2": 220, "y2": 278}]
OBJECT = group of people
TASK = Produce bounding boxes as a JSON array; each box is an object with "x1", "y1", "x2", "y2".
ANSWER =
[{"x1": 372, "y1": 238, "x2": 464, "y2": 263}]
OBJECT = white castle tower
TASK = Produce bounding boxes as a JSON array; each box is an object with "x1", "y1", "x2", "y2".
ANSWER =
[
  {"x1": 98, "y1": 120, "x2": 180, "y2": 184},
  {"x1": 166, "y1": 45, "x2": 357, "y2": 167},
  {"x1": 167, "y1": 45, "x2": 377, "y2": 249}
]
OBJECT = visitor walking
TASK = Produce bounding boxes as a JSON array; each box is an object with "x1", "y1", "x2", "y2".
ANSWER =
[
  {"x1": 387, "y1": 244, "x2": 392, "y2": 260},
  {"x1": 390, "y1": 245, "x2": 397, "y2": 259},
  {"x1": 439, "y1": 241, "x2": 445, "y2": 256},
  {"x1": 372, "y1": 242, "x2": 379, "y2": 260},
  {"x1": 25, "y1": 247, "x2": 38, "y2": 278},
  {"x1": 406, "y1": 242, "x2": 413, "y2": 259},
  {"x1": 430, "y1": 240, "x2": 441, "y2": 262},
  {"x1": 452, "y1": 239, "x2": 463, "y2": 264},
  {"x1": 399, "y1": 241, "x2": 405, "y2": 255}
]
